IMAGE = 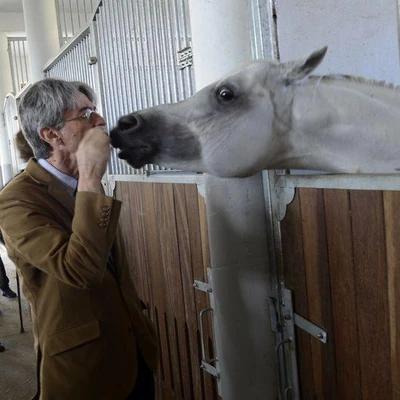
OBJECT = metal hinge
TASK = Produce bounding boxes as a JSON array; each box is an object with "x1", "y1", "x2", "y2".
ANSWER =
[
  {"x1": 177, "y1": 46, "x2": 193, "y2": 69},
  {"x1": 193, "y1": 269, "x2": 221, "y2": 395},
  {"x1": 267, "y1": 283, "x2": 328, "y2": 400}
]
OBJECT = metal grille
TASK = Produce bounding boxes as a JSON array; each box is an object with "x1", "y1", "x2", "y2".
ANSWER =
[
  {"x1": 55, "y1": 0, "x2": 100, "y2": 46},
  {"x1": 44, "y1": 27, "x2": 96, "y2": 90},
  {"x1": 248, "y1": 0, "x2": 274, "y2": 60},
  {"x1": 94, "y1": 0, "x2": 195, "y2": 175},
  {"x1": 7, "y1": 37, "x2": 30, "y2": 94},
  {"x1": 3, "y1": 94, "x2": 22, "y2": 175}
]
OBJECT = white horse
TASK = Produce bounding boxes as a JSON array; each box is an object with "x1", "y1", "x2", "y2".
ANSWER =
[{"x1": 110, "y1": 47, "x2": 400, "y2": 177}]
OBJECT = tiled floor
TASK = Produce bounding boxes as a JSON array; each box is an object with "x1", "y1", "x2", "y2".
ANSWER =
[{"x1": 0, "y1": 247, "x2": 36, "y2": 400}]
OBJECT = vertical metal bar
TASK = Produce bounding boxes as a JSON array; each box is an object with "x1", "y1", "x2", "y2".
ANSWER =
[
  {"x1": 15, "y1": 41, "x2": 23, "y2": 91},
  {"x1": 96, "y1": 3, "x2": 120, "y2": 174},
  {"x1": 7, "y1": 40, "x2": 17, "y2": 93},
  {"x1": 138, "y1": 0, "x2": 151, "y2": 107},
  {"x1": 134, "y1": 0, "x2": 148, "y2": 109},
  {"x1": 170, "y1": 0, "x2": 185, "y2": 101},
  {"x1": 76, "y1": 0, "x2": 81, "y2": 28},
  {"x1": 83, "y1": 0, "x2": 88, "y2": 23},
  {"x1": 142, "y1": 0, "x2": 158, "y2": 107},
  {"x1": 61, "y1": 0, "x2": 68, "y2": 44},
  {"x1": 11, "y1": 40, "x2": 18, "y2": 93},
  {"x1": 119, "y1": 0, "x2": 135, "y2": 115},
  {"x1": 180, "y1": 0, "x2": 195, "y2": 97},
  {"x1": 165, "y1": 0, "x2": 178, "y2": 103},
  {"x1": 16, "y1": 272, "x2": 25, "y2": 333},
  {"x1": 68, "y1": 0, "x2": 75, "y2": 37},
  {"x1": 104, "y1": 0, "x2": 121, "y2": 128},
  {"x1": 148, "y1": 0, "x2": 161, "y2": 105},
  {"x1": 111, "y1": 0, "x2": 128, "y2": 115},
  {"x1": 171, "y1": 0, "x2": 184, "y2": 101},
  {"x1": 127, "y1": 0, "x2": 145, "y2": 175},
  {"x1": 22, "y1": 40, "x2": 30, "y2": 83},
  {"x1": 157, "y1": 0, "x2": 172, "y2": 104},
  {"x1": 129, "y1": 0, "x2": 145, "y2": 111},
  {"x1": 54, "y1": 0, "x2": 64, "y2": 47}
]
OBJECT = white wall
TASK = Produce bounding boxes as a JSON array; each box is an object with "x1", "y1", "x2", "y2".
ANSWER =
[
  {"x1": 276, "y1": 0, "x2": 400, "y2": 83},
  {"x1": 21, "y1": 0, "x2": 59, "y2": 82},
  {"x1": 0, "y1": 12, "x2": 25, "y2": 32}
]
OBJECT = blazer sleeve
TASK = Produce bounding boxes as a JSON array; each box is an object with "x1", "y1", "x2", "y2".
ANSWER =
[{"x1": 0, "y1": 188, "x2": 121, "y2": 289}]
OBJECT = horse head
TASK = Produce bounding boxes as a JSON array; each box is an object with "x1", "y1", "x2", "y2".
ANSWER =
[{"x1": 110, "y1": 47, "x2": 328, "y2": 177}]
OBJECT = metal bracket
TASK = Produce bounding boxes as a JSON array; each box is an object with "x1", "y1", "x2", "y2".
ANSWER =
[
  {"x1": 177, "y1": 46, "x2": 193, "y2": 69},
  {"x1": 268, "y1": 284, "x2": 328, "y2": 399},
  {"x1": 193, "y1": 280, "x2": 212, "y2": 293},
  {"x1": 193, "y1": 269, "x2": 222, "y2": 391},
  {"x1": 277, "y1": 286, "x2": 327, "y2": 344},
  {"x1": 294, "y1": 313, "x2": 327, "y2": 344}
]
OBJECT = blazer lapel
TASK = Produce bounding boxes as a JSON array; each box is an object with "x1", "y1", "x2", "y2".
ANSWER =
[{"x1": 25, "y1": 159, "x2": 75, "y2": 216}]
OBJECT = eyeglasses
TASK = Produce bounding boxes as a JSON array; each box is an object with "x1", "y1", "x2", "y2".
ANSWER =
[{"x1": 64, "y1": 108, "x2": 97, "y2": 123}]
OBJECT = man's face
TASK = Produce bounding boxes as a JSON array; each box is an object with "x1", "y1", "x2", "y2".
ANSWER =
[{"x1": 59, "y1": 92, "x2": 106, "y2": 154}]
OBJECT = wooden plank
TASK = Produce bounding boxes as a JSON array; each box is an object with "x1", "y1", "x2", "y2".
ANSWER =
[
  {"x1": 153, "y1": 183, "x2": 191, "y2": 400},
  {"x1": 280, "y1": 190, "x2": 315, "y2": 399},
  {"x1": 299, "y1": 188, "x2": 337, "y2": 400},
  {"x1": 140, "y1": 183, "x2": 174, "y2": 398},
  {"x1": 196, "y1": 189, "x2": 218, "y2": 399},
  {"x1": 127, "y1": 183, "x2": 152, "y2": 306},
  {"x1": 197, "y1": 189, "x2": 211, "y2": 278},
  {"x1": 350, "y1": 191, "x2": 392, "y2": 399},
  {"x1": 173, "y1": 184, "x2": 204, "y2": 400},
  {"x1": 383, "y1": 191, "x2": 400, "y2": 398},
  {"x1": 324, "y1": 189, "x2": 362, "y2": 400},
  {"x1": 185, "y1": 185, "x2": 217, "y2": 399}
]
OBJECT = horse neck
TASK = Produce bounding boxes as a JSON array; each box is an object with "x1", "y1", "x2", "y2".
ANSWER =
[{"x1": 282, "y1": 78, "x2": 400, "y2": 173}]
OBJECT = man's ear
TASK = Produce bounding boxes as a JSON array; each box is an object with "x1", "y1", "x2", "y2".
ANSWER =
[{"x1": 39, "y1": 127, "x2": 61, "y2": 145}]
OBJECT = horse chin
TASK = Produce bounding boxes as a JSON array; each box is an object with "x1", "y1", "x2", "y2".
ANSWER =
[{"x1": 117, "y1": 147, "x2": 155, "y2": 169}]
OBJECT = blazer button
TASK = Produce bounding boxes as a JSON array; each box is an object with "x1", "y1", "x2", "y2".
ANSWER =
[
  {"x1": 102, "y1": 205, "x2": 110, "y2": 211},
  {"x1": 99, "y1": 223, "x2": 107, "y2": 228}
]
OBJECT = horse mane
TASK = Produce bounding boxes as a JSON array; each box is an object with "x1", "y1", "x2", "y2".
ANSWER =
[{"x1": 307, "y1": 74, "x2": 400, "y2": 91}]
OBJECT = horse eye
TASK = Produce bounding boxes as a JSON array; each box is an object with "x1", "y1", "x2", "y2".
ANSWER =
[{"x1": 216, "y1": 86, "x2": 235, "y2": 102}]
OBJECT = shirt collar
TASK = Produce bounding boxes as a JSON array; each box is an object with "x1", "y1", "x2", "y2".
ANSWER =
[{"x1": 37, "y1": 159, "x2": 78, "y2": 197}]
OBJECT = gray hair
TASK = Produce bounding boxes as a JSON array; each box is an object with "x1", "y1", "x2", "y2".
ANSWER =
[{"x1": 18, "y1": 78, "x2": 97, "y2": 159}]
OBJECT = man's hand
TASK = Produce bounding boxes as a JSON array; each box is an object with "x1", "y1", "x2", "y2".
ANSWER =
[{"x1": 76, "y1": 127, "x2": 111, "y2": 193}]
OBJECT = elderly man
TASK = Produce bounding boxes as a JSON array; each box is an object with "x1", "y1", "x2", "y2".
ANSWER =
[{"x1": 0, "y1": 79, "x2": 159, "y2": 399}]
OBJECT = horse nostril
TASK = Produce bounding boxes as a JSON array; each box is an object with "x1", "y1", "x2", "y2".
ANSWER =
[{"x1": 118, "y1": 114, "x2": 141, "y2": 132}]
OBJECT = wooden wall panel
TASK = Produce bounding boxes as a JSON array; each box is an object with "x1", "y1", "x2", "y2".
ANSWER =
[
  {"x1": 116, "y1": 181, "x2": 218, "y2": 400},
  {"x1": 281, "y1": 188, "x2": 398, "y2": 400},
  {"x1": 324, "y1": 189, "x2": 361, "y2": 400},
  {"x1": 280, "y1": 192, "x2": 315, "y2": 400},
  {"x1": 350, "y1": 191, "x2": 392, "y2": 400},
  {"x1": 298, "y1": 189, "x2": 337, "y2": 400},
  {"x1": 383, "y1": 192, "x2": 400, "y2": 398}
]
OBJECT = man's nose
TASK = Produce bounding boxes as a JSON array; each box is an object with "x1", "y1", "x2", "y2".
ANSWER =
[{"x1": 92, "y1": 112, "x2": 107, "y2": 127}]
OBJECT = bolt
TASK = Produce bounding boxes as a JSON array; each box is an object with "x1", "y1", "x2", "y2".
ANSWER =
[{"x1": 88, "y1": 56, "x2": 98, "y2": 65}]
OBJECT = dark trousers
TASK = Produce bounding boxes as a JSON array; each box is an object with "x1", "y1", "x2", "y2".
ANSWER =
[
  {"x1": 125, "y1": 349, "x2": 155, "y2": 400},
  {"x1": 0, "y1": 256, "x2": 9, "y2": 290}
]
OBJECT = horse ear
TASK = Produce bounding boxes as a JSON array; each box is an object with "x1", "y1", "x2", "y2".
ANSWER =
[{"x1": 283, "y1": 46, "x2": 328, "y2": 84}]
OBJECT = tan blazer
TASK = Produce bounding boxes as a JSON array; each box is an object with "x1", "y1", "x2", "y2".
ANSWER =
[{"x1": 0, "y1": 160, "x2": 159, "y2": 399}]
